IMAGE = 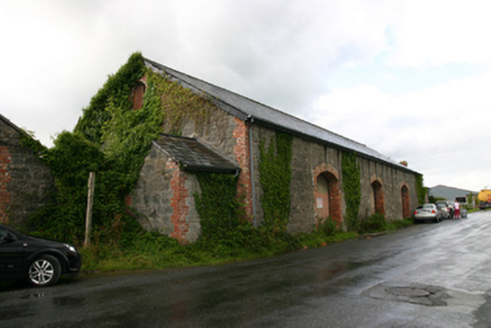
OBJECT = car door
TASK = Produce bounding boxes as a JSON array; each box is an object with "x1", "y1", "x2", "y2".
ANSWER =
[{"x1": 0, "y1": 228, "x2": 24, "y2": 277}]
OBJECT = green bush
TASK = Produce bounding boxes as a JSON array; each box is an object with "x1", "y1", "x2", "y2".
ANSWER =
[
  {"x1": 317, "y1": 217, "x2": 339, "y2": 236},
  {"x1": 359, "y1": 213, "x2": 387, "y2": 233},
  {"x1": 386, "y1": 217, "x2": 414, "y2": 230}
]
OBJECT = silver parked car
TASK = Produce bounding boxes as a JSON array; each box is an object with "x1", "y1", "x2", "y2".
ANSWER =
[
  {"x1": 436, "y1": 200, "x2": 454, "y2": 218},
  {"x1": 436, "y1": 203, "x2": 452, "y2": 219},
  {"x1": 414, "y1": 203, "x2": 443, "y2": 223}
]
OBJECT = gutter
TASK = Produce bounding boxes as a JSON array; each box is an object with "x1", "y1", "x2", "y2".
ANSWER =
[{"x1": 251, "y1": 117, "x2": 419, "y2": 175}]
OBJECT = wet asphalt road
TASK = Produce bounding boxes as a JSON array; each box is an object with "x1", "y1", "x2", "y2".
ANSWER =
[{"x1": 2, "y1": 211, "x2": 491, "y2": 327}]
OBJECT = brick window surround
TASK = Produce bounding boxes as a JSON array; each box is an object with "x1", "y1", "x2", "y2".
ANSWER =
[{"x1": 313, "y1": 164, "x2": 342, "y2": 226}]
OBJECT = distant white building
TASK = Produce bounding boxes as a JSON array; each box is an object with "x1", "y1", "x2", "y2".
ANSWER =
[{"x1": 429, "y1": 185, "x2": 477, "y2": 205}]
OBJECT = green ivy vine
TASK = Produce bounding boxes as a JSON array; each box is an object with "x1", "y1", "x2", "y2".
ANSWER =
[
  {"x1": 415, "y1": 174, "x2": 426, "y2": 205},
  {"x1": 75, "y1": 52, "x2": 146, "y2": 144},
  {"x1": 341, "y1": 152, "x2": 361, "y2": 231},
  {"x1": 258, "y1": 131, "x2": 293, "y2": 233},
  {"x1": 28, "y1": 53, "x2": 161, "y2": 245},
  {"x1": 18, "y1": 130, "x2": 48, "y2": 161},
  {"x1": 146, "y1": 68, "x2": 216, "y2": 135},
  {"x1": 194, "y1": 172, "x2": 241, "y2": 241}
]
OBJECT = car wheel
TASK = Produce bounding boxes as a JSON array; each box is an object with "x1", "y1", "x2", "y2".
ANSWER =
[{"x1": 27, "y1": 255, "x2": 61, "y2": 287}]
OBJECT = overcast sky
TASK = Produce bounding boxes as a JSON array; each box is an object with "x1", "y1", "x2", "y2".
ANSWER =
[{"x1": 1, "y1": 0, "x2": 490, "y2": 192}]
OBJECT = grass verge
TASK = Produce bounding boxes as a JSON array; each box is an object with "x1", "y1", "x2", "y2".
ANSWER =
[{"x1": 79, "y1": 217, "x2": 415, "y2": 273}]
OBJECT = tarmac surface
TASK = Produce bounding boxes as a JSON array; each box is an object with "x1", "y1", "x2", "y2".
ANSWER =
[{"x1": 1, "y1": 211, "x2": 491, "y2": 327}]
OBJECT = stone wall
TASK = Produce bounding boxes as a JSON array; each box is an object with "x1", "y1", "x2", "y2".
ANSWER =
[
  {"x1": 131, "y1": 100, "x2": 420, "y2": 241},
  {"x1": 358, "y1": 157, "x2": 418, "y2": 221},
  {"x1": 129, "y1": 146, "x2": 201, "y2": 242},
  {"x1": 250, "y1": 123, "x2": 419, "y2": 234},
  {"x1": 0, "y1": 118, "x2": 54, "y2": 228},
  {"x1": 172, "y1": 104, "x2": 254, "y2": 220}
]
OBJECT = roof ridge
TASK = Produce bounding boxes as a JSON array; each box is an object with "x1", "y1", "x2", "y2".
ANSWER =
[
  {"x1": 144, "y1": 58, "x2": 370, "y2": 149},
  {"x1": 143, "y1": 56, "x2": 414, "y2": 173}
]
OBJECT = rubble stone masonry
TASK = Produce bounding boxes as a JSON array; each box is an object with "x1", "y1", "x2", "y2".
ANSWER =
[
  {"x1": 0, "y1": 146, "x2": 12, "y2": 223},
  {"x1": 0, "y1": 117, "x2": 54, "y2": 227}
]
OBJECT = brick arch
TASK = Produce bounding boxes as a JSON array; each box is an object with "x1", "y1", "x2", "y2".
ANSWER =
[
  {"x1": 371, "y1": 180, "x2": 385, "y2": 215},
  {"x1": 401, "y1": 183, "x2": 411, "y2": 218},
  {"x1": 313, "y1": 163, "x2": 339, "y2": 183},
  {"x1": 313, "y1": 167, "x2": 342, "y2": 225}
]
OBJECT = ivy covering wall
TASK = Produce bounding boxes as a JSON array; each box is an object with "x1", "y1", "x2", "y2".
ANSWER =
[
  {"x1": 149, "y1": 69, "x2": 217, "y2": 135},
  {"x1": 194, "y1": 172, "x2": 242, "y2": 243},
  {"x1": 27, "y1": 52, "x2": 246, "y2": 246},
  {"x1": 29, "y1": 53, "x2": 163, "y2": 244},
  {"x1": 258, "y1": 131, "x2": 293, "y2": 233},
  {"x1": 341, "y1": 152, "x2": 361, "y2": 231},
  {"x1": 415, "y1": 174, "x2": 426, "y2": 205}
]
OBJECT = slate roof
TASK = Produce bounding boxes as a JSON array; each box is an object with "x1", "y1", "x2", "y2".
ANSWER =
[
  {"x1": 144, "y1": 58, "x2": 416, "y2": 173},
  {"x1": 153, "y1": 134, "x2": 239, "y2": 174}
]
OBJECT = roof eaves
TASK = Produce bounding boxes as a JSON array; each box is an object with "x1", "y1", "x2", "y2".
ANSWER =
[
  {"x1": 181, "y1": 164, "x2": 240, "y2": 174},
  {"x1": 152, "y1": 137, "x2": 240, "y2": 175},
  {"x1": 251, "y1": 117, "x2": 419, "y2": 175}
]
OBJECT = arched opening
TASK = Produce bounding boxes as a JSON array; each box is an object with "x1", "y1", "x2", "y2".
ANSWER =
[
  {"x1": 314, "y1": 172, "x2": 342, "y2": 224},
  {"x1": 371, "y1": 180, "x2": 385, "y2": 215},
  {"x1": 401, "y1": 185, "x2": 411, "y2": 218}
]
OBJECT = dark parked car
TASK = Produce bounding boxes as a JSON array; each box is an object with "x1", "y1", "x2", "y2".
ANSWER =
[
  {"x1": 479, "y1": 202, "x2": 491, "y2": 210},
  {"x1": 0, "y1": 224, "x2": 81, "y2": 287}
]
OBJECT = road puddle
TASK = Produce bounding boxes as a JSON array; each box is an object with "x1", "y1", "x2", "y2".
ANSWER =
[{"x1": 362, "y1": 281, "x2": 484, "y2": 307}]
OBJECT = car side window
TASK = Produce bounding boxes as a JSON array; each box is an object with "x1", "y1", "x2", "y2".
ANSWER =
[{"x1": 0, "y1": 228, "x2": 7, "y2": 242}]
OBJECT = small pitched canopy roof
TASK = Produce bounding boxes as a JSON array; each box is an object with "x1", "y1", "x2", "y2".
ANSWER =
[
  {"x1": 144, "y1": 58, "x2": 416, "y2": 173},
  {"x1": 153, "y1": 134, "x2": 239, "y2": 174}
]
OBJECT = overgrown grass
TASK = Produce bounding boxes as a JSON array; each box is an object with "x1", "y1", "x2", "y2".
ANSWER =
[
  {"x1": 386, "y1": 217, "x2": 415, "y2": 230},
  {"x1": 79, "y1": 216, "x2": 414, "y2": 273}
]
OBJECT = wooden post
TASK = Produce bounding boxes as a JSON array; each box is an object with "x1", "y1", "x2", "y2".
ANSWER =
[{"x1": 84, "y1": 172, "x2": 96, "y2": 247}]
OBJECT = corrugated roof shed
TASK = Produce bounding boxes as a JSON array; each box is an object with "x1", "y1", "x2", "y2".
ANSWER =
[
  {"x1": 144, "y1": 58, "x2": 416, "y2": 173},
  {"x1": 429, "y1": 185, "x2": 477, "y2": 201},
  {"x1": 153, "y1": 134, "x2": 239, "y2": 174}
]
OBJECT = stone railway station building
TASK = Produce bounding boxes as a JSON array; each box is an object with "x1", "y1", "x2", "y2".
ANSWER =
[
  {"x1": 0, "y1": 56, "x2": 421, "y2": 241},
  {"x1": 126, "y1": 58, "x2": 420, "y2": 242}
]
